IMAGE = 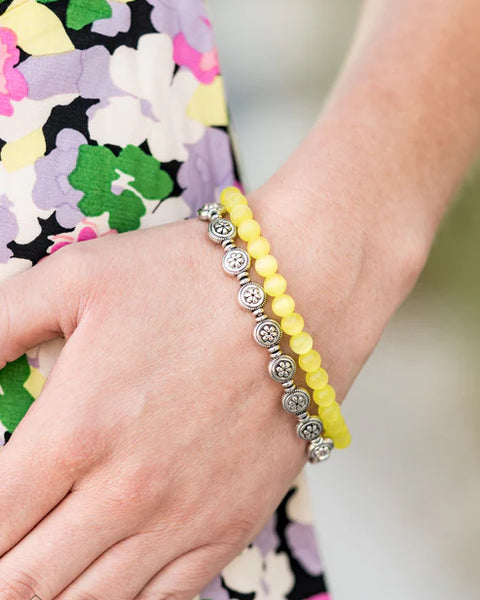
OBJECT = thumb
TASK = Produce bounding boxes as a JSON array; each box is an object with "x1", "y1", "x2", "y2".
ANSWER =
[{"x1": 0, "y1": 247, "x2": 82, "y2": 368}]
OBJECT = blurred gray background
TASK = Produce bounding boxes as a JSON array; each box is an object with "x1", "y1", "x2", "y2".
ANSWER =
[{"x1": 209, "y1": 1, "x2": 480, "y2": 599}]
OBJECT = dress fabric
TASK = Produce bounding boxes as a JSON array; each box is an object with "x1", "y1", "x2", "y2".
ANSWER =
[{"x1": 0, "y1": 1, "x2": 330, "y2": 598}]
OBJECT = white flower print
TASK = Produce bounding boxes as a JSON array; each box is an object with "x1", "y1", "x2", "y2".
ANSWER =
[
  {"x1": 88, "y1": 33, "x2": 205, "y2": 162},
  {"x1": 222, "y1": 545, "x2": 295, "y2": 600}
]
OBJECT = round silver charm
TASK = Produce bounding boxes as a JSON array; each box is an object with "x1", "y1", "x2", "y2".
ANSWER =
[
  {"x1": 208, "y1": 218, "x2": 236, "y2": 243},
  {"x1": 296, "y1": 416, "x2": 324, "y2": 441},
  {"x1": 197, "y1": 203, "x2": 225, "y2": 221},
  {"x1": 308, "y1": 437, "x2": 334, "y2": 463},
  {"x1": 268, "y1": 354, "x2": 296, "y2": 383},
  {"x1": 238, "y1": 283, "x2": 266, "y2": 311},
  {"x1": 253, "y1": 319, "x2": 282, "y2": 348},
  {"x1": 222, "y1": 248, "x2": 250, "y2": 275},
  {"x1": 282, "y1": 387, "x2": 311, "y2": 416}
]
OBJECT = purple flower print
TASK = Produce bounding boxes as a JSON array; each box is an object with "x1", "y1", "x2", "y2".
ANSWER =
[
  {"x1": 199, "y1": 575, "x2": 229, "y2": 600},
  {"x1": 252, "y1": 513, "x2": 280, "y2": 557},
  {"x1": 285, "y1": 522, "x2": 324, "y2": 576},
  {"x1": 91, "y1": 0, "x2": 131, "y2": 37},
  {"x1": 146, "y1": 0, "x2": 214, "y2": 53},
  {"x1": 18, "y1": 51, "x2": 81, "y2": 100},
  {"x1": 177, "y1": 128, "x2": 236, "y2": 215},
  {"x1": 33, "y1": 129, "x2": 87, "y2": 228},
  {"x1": 0, "y1": 194, "x2": 18, "y2": 263},
  {"x1": 18, "y1": 46, "x2": 124, "y2": 110}
]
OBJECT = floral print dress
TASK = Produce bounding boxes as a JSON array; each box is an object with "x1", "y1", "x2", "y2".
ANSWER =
[{"x1": 0, "y1": 1, "x2": 330, "y2": 598}]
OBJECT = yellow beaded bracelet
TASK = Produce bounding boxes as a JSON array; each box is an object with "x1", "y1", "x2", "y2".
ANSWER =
[{"x1": 220, "y1": 186, "x2": 351, "y2": 449}]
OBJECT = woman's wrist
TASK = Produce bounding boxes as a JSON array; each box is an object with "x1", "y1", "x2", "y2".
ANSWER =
[{"x1": 246, "y1": 170, "x2": 428, "y2": 401}]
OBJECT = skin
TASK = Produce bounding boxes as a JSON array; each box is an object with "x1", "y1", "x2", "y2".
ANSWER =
[{"x1": 2, "y1": 0, "x2": 480, "y2": 598}]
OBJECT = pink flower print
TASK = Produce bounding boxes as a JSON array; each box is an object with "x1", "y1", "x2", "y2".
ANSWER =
[
  {"x1": 173, "y1": 32, "x2": 220, "y2": 84},
  {"x1": 47, "y1": 219, "x2": 117, "y2": 255},
  {"x1": 0, "y1": 28, "x2": 28, "y2": 117}
]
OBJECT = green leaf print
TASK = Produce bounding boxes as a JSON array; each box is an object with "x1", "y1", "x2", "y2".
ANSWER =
[
  {"x1": 0, "y1": 355, "x2": 35, "y2": 433},
  {"x1": 116, "y1": 145, "x2": 175, "y2": 201},
  {"x1": 37, "y1": 0, "x2": 112, "y2": 30},
  {"x1": 69, "y1": 145, "x2": 174, "y2": 234}
]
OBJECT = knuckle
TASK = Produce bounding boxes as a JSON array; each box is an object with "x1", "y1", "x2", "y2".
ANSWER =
[
  {"x1": 0, "y1": 572, "x2": 44, "y2": 600},
  {"x1": 48, "y1": 422, "x2": 105, "y2": 481},
  {"x1": 228, "y1": 514, "x2": 257, "y2": 544},
  {"x1": 48, "y1": 241, "x2": 95, "y2": 290},
  {"x1": 103, "y1": 463, "x2": 166, "y2": 512}
]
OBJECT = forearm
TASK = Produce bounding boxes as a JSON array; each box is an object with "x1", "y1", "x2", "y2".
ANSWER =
[
  {"x1": 246, "y1": 0, "x2": 480, "y2": 398},
  {"x1": 279, "y1": 0, "x2": 480, "y2": 240}
]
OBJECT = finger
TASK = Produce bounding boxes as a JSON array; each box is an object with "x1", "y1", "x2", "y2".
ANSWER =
[
  {"x1": 54, "y1": 530, "x2": 183, "y2": 600},
  {"x1": 0, "y1": 247, "x2": 80, "y2": 368},
  {"x1": 0, "y1": 483, "x2": 135, "y2": 600},
  {"x1": 0, "y1": 393, "x2": 74, "y2": 558},
  {"x1": 0, "y1": 331, "x2": 95, "y2": 557},
  {"x1": 134, "y1": 544, "x2": 235, "y2": 600}
]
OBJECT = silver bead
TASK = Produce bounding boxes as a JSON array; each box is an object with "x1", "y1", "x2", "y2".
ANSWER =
[
  {"x1": 222, "y1": 239, "x2": 236, "y2": 252},
  {"x1": 282, "y1": 379, "x2": 295, "y2": 389},
  {"x1": 308, "y1": 437, "x2": 334, "y2": 463},
  {"x1": 296, "y1": 416, "x2": 324, "y2": 441},
  {"x1": 253, "y1": 319, "x2": 282, "y2": 348},
  {"x1": 238, "y1": 283, "x2": 266, "y2": 311},
  {"x1": 282, "y1": 388, "x2": 311, "y2": 416},
  {"x1": 208, "y1": 218, "x2": 236, "y2": 243},
  {"x1": 222, "y1": 248, "x2": 251, "y2": 276},
  {"x1": 268, "y1": 354, "x2": 296, "y2": 383},
  {"x1": 198, "y1": 203, "x2": 226, "y2": 221},
  {"x1": 267, "y1": 344, "x2": 281, "y2": 354}
]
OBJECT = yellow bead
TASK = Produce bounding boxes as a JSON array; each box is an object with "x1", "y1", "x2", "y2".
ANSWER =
[
  {"x1": 230, "y1": 204, "x2": 253, "y2": 226},
  {"x1": 306, "y1": 368, "x2": 329, "y2": 390},
  {"x1": 264, "y1": 273, "x2": 287, "y2": 296},
  {"x1": 326, "y1": 420, "x2": 348, "y2": 438},
  {"x1": 299, "y1": 349, "x2": 322, "y2": 372},
  {"x1": 228, "y1": 194, "x2": 249, "y2": 211},
  {"x1": 281, "y1": 312, "x2": 304, "y2": 335},
  {"x1": 290, "y1": 331, "x2": 313, "y2": 355},
  {"x1": 220, "y1": 186, "x2": 241, "y2": 206},
  {"x1": 319, "y1": 403, "x2": 344, "y2": 434},
  {"x1": 220, "y1": 187, "x2": 247, "y2": 210},
  {"x1": 255, "y1": 255, "x2": 278, "y2": 277},
  {"x1": 319, "y1": 401, "x2": 341, "y2": 422},
  {"x1": 238, "y1": 219, "x2": 261, "y2": 241},
  {"x1": 272, "y1": 294, "x2": 295, "y2": 317},
  {"x1": 313, "y1": 384, "x2": 335, "y2": 407},
  {"x1": 247, "y1": 236, "x2": 270, "y2": 259},
  {"x1": 326, "y1": 419, "x2": 346, "y2": 434},
  {"x1": 332, "y1": 428, "x2": 351, "y2": 449}
]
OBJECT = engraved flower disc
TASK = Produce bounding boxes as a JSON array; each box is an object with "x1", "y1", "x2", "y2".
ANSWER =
[
  {"x1": 222, "y1": 248, "x2": 251, "y2": 275},
  {"x1": 238, "y1": 282, "x2": 266, "y2": 311},
  {"x1": 268, "y1": 354, "x2": 296, "y2": 383},
  {"x1": 282, "y1": 387, "x2": 311, "y2": 416},
  {"x1": 208, "y1": 218, "x2": 236, "y2": 243},
  {"x1": 308, "y1": 437, "x2": 334, "y2": 463},
  {"x1": 253, "y1": 318, "x2": 282, "y2": 348},
  {"x1": 296, "y1": 416, "x2": 324, "y2": 441}
]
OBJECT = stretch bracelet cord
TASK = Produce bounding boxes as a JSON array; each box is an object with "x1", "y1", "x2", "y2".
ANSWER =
[{"x1": 198, "y1": 190, "x2": 350, "y2": 463}]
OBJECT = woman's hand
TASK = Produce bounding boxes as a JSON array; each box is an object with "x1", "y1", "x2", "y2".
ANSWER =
[{"x1": 0, "y1": 184, "x2": 424, "y2": 600}]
